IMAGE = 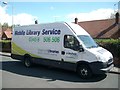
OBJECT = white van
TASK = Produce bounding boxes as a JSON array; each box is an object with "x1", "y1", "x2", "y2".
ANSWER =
[{"x1": 11, "y1": 22, "x2": 114, "y2": 79}]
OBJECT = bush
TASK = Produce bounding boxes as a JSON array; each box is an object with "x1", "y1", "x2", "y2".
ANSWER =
[
  {"x1": 0, "y1": 40, "x2": 11, "y2": 53},
  {"x1": 95, "y1": 39, "x2": 120, "y2": 67},
  {"x1": 95, "y1": 39, "x2": 120, "y2": 58}
]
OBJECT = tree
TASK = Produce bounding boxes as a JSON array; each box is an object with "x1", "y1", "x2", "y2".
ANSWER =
[
  {"x1": 110, "y1": 13, "x2": 115, "y2": 19},
  {"x1": 2, "y1": 23, "x2": 9, "y2": 31},
  {"x1": 0, "y1": 23, "x2": 2, "y2": 31}
]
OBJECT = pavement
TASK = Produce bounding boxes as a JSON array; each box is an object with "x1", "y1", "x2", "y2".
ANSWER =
[{"x1": 0, "y1": 52, "x2": 120, "y2": 74}]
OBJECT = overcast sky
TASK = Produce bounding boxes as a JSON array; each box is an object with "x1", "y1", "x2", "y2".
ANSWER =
[{"x1": 0, "y1": 2, "x2": 119, "y2": 26}]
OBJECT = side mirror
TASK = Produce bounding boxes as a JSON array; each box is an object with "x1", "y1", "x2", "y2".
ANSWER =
[{"x1": 79, "y1": 45, "x2": 84, "y2": 52}]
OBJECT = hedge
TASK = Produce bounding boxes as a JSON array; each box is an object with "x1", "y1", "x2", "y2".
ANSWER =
[
  {"x1": 0, "y1": 40, "x2": 11, "y2": 53},
  {"x1": 95, "y1": 39, "x2": 120, "y2": 59}
]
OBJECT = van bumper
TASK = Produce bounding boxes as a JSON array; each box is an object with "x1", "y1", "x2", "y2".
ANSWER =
[
  {"x1": 100, "y1": 64, "x2": 114, "y2": 72},
  {"x1": 89, "y1": 61, "x2": 114, "y2": 74}
]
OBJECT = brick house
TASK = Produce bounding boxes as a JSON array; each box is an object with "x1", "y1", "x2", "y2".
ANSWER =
[
  {"x1": 75, "y1": 18, "x2": 120, "y2": 39},
  {"x1": 0, "y1": 28, "x2": 12, "y2": 40},
  {"x1": 74, "y1": 14, "x2": 120, "y2": 39}
]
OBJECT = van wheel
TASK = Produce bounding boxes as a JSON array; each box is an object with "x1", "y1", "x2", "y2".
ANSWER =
[
  {"x1": 24, "y1": 56, "x2": 32, "y2": 68},
  {"x1": 77, "y1": 64, "x2": 92, "y2": 79}
]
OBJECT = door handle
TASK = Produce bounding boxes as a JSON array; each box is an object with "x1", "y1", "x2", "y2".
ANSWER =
[{"x1": 61, "y1": 51, "x2": 65, "y2": 55}]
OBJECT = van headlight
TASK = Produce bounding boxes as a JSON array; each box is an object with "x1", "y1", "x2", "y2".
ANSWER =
[
  {"x1": 96, "y1": 55, "x2": 108, "y2": 67},
  {"x1": 96, "y1": 55, "x2": 105, "y2": 61}
]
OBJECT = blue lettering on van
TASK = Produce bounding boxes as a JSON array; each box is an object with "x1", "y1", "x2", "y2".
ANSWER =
[
  {"x1": 26, "y1": 30, "x2": 40, "y2": 36},
  {"x1": 15, "y1": 30, "x2": 25, "y2": 35},
  {"x1": 42, "y1": 29, "x2": 61, "y2": 35},
  {"x1": 48, "y1": 50, "x2": 59, "y2": 54},
  {"x1": 14, "y1": 30, "x2": 40, "y2": 36},
  {"x1": 66, "y1": 52, "x2": 77, "y2": 56}
]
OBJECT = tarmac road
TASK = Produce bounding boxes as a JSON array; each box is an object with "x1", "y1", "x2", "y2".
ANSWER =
[{"x1": 0, "y1": 53, "x2": 119, "y2": 88}]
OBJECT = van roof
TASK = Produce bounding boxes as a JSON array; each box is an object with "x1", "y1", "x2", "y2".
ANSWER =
[
  {"x1": 14, "y1": 22, "x2": 89, "y2": 36},
  {"x1": 65, "y1": 22, "x2": 90, "y2": 36}
]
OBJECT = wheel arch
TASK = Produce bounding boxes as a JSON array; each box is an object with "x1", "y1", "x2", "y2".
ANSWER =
[
  {"x1": 76, "y1": 61, "x2": 91, "y2": 71},
  {"x1": 23, "y1": 54, "x2": 32, "y2": 60},
  {"x1": 24, "y1": 54, "x2": 31, "y2": 58},
  {"x1": 23, "y1": 54, "x2": 33, "y2": 67}
]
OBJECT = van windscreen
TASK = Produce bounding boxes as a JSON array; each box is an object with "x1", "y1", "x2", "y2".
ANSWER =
[{"x1": 77, "y1": 35, "x2": 99, "y2": 48}]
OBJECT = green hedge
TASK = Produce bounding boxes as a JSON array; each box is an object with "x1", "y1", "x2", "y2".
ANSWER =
[
  {"x1": 0, "y1": 40, "x2": 11, "y2": 53},
  {"x1": 0, "y1": 40, "x2": 11, "y2": 43},
  {"x1": 95, "y1": 39, "x2": 120, "y2": 58}
]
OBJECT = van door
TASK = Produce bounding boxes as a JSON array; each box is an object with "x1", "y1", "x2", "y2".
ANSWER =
[{"x1": 61, "y1": 35, "x2": 80, "y2": 63}]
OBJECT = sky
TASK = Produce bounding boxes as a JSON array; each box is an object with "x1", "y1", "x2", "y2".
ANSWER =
[{"x1": 0, "y1": 1, "x2": 119, "y2": 26}]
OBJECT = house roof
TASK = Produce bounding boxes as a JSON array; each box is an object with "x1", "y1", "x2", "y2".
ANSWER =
[
  {"x1": 4, "y1": 28, "x2": 12, "y2": 39},
  {"x1": 78, "y1": 18, "x2": 120, "y2": 39},
  {"x1": 1, "y1": 28, "x2": 12, "y2": 39}
]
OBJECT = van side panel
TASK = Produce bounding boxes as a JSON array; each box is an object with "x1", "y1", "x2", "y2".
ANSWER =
[
  {"x1": 11, "y1": 22, "x2": 78, "y2": 71},
  {"x1": 12, "y1": 23, "x2": 64, "y2": 60},
  {"x1": 11, "y1": 53, "x2": 77, "y2": 71}
]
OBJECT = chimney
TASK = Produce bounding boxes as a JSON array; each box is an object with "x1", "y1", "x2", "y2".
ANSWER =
[
  {"x1": 35, "y1": 20, "x2": 38, "y2": 24},
  {"x1": 115, "y1": 12, "x2": 119, "y2": 24},
  {"x1": 75, "y1": 18, "x2": 78, "y2": 24}
]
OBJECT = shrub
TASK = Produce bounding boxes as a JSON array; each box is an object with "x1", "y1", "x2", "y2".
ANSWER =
[
  {"x1": 95, "y1": 39, "x2": 120, "y2": 58},
  {"x1": 0, "y1": 40, "x2": 11, "y2": 53}
]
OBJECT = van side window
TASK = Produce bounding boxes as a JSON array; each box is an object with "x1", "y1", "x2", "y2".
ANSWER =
[{"x1": 64, "y1": 35, "x2": 79, "y2": 51}]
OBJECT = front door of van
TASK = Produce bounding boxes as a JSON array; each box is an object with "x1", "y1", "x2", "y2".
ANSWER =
[{"x1": 61, "y1": 35, "x2": 80, "y2": 63}]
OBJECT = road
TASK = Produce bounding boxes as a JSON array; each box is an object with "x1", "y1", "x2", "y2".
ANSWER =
[{"x1": 0, "y1": 54, "x2": 119, "y2": 88}]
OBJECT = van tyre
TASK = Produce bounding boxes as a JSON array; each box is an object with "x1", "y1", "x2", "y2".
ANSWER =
[
  {"x1": 77, "y1": 64, "x2": 92, "y2": 79},
  {"x1": 24, "y1": 56, "x2": 32, "y2": 68}
]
